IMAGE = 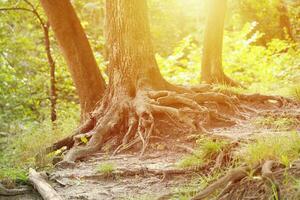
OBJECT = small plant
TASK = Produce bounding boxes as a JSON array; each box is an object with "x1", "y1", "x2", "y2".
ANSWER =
[
  {"x1": 97, "y1": 162, "x2": 115, "y2": 175},
  {"x1": 290, "y1": 85, "x2": 300, "y2": 101}
]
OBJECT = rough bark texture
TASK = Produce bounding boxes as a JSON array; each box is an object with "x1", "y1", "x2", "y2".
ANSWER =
[
  {"x1": 40, "y1": 0, "x2": 106, "y2": 119},
  {"x1": 201, "y1": 0, "x2": 239, "y2": 87}
]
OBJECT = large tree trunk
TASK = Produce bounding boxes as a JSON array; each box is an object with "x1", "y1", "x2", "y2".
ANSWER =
[
  {"x1": 53, "y1": 0, "x2": 285, "y2": 167},
  {"x1": 40, "y1": 0, "x2": 106, "y2": 119},
  {"x1": 201, "y1": 0, "x2": 239, "y2": 87}
]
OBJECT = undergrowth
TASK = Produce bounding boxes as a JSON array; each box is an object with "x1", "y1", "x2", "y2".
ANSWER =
[
  {"x1": 157, "y1": 22, "x2": 300, "y2": 97},
  {"x1": 237, "y1": 131, "x2": 300, "y2": 166},
  {"x1": 0, "y1": 106, "x2": 79, "y2": 181}
]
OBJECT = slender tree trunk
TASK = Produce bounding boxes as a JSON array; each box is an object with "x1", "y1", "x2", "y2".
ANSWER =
[
  {"x1": 0, "y1": 3, "x2": 58, "y2": 125},
  {"x1": 201, "y1": 0, "x2": 239, "y2": 87},
  {"x1": 278, "y1": 0, "x2": 294, "y2": 41},
  {"x1": 43, "y1": 22, "x2": 57, "y2": 123},
  {"x1": 40, "y1": 0, "x2": 106, "y2": 119}
]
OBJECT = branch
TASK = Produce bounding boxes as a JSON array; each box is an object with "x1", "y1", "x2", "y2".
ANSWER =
[
  {"x1": 0, "y1": 7, "x2": 32, "y2": 13},
  {"x1": 0, "y1": 3, "x2": 45, "y2": 27}
]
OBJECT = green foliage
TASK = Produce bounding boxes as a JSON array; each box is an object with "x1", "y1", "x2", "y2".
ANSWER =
[
  {"x1": 97, "y1": 162, "x2": 116, "y2": 175},
  {"x1": 0, "y1": 106, "x2": 79, "y2": 180},
  {"x1": 158, "y1": 22, "x2": 300, "y2": 97},
  {"x1": 237, "y1": 132, "x2": 300, "y2": 166}
]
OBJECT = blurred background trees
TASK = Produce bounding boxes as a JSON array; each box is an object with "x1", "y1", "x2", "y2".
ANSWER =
[{"x1": 0, "y1": 0, "x2": 299, "y2": 177}]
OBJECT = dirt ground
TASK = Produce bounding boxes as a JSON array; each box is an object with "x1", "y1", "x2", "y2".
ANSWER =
[{"x1": 1, "y1": 106, "x2": 300, "y2": 200}]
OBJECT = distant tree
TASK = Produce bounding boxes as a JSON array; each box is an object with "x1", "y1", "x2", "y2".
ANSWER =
[
  {"x1": 277, "y1": 0, "x2": 294, "y2": 41},
  {"x1": 201, "y1": 0, "x2": 239, "y2": 87},
  {"x1": 40, "y1": 0, "x2": 106, "y2": 120},
  {"x1": 0, "y1": 0, "x2": 58, "y2": 123}
]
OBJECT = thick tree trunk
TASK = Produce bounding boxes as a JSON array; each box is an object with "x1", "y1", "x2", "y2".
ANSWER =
[
  {"x1": 201, "y1": 0, "x2": 239, "y2": 87},
  {"x1": 40, "y1": 0, "x2": 106, "y2": 119},
  {"x1": 105, "y1": 0, "x2": 169, "y2": 93}
]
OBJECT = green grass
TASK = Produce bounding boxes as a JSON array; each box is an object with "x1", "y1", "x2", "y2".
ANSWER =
[
  {"x1": 97, "y1": 162, "x2": 116, "y2": 175},
  {"x1": 290, "y1": 85, "x2": 300, "y2": 101},
  {"x1": 178, "y1": 137, "x2": 228, "y2": 168},
  {"x1": 253, "y1": 116, "x2": 297, "y2": 131},
  {"x1": 170, "y1": 171, "x2": 224, "y2": 199},
  {"x1": 236, "y1": 131, "x2": 300, "y2": 166},
  {"x1": 0, "y1": 107, "x2": 79, "y2": 181}
]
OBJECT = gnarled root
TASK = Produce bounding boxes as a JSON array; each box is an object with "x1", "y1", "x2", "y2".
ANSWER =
[
  {"x1": 192, "y1": 160, "x2": 282, "y2": 200},
  {"x1": 51, "y1": 84, "x2": 294, "y2": 167},
  {"x1": 262, "y1": 160, "x2": 280, "y2": 200},
  {"x1": 191, "y1": 166, "x2": 249, "y2": 200},
  {"x1": 55, "y1": 87, "x2": 244, "y2": 167}
]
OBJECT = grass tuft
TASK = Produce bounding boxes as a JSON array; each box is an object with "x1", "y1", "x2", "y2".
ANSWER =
[
  {"x1": 97, "y1": 162, "x2": 116, "y2": 175},
  {"x1": 237, "y1": 132, "x2": 300, "y2": 166},
  {"x1": 290, "y1": 85, "x2": 300, "y2": 101},
  {"x1": 178, "y1": 137, "x2": 228, "y2": 168}
]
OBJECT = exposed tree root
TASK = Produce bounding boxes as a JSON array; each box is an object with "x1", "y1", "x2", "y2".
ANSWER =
[
  {"x1": 66, "y1": 165, "x2": 208, "y2": 181},
  {"x1": 186, "y1": 160, "x2": 285, "y2": 200},
  {"x1": 45, "y1": 84, "x2": 297, "y2": 168},
  {"x1": 0, "y1": 183, "x2": 32, "y2": 196},
  {"x1": 204, "y1": 73, "x2": 244, "y2": 88},
  {"x1": 262, "y1": 160, "x2": 280, "y2": 200},
  {"x1": 191, "y1": 166, "x2": 249, "y2": 200}
]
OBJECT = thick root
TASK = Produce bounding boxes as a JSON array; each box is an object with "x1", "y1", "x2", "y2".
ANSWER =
[{"x1": 191, "y1": 166, "x2": 249, "y2": 200}]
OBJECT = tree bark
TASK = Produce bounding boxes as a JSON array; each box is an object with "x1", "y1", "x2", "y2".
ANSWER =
[
  {"x1": 105, "y1": 0, "x2": 169, "y2": 94},
  {"x1": 40, "y1": 0, "x2": 106, "y2": 119},
  {"x1": 201, "y1": 0, "x2": 239, "y2": 87}
]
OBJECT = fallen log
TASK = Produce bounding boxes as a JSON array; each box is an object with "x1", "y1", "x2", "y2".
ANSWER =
[{"x1": 28, "y1": 168, "x2": 63, "y2": 200}]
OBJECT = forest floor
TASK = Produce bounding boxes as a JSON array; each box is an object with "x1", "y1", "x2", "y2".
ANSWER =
[{"x1": 1, "y1": 105, "x2": 300, "y2": 200}]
